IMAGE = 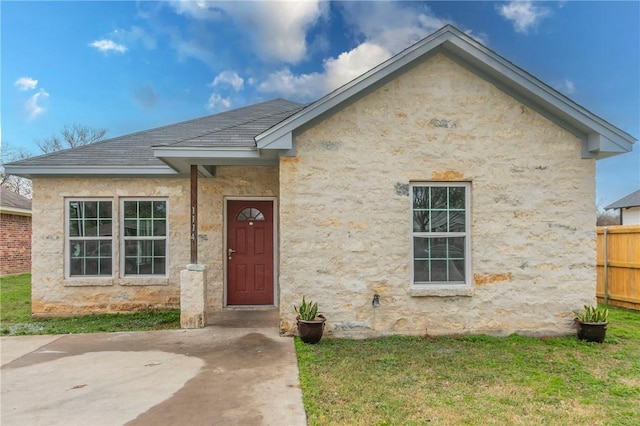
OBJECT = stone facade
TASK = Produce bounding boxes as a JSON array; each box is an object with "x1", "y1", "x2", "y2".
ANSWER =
[
  {"x1": 30, "y1": 54, "x2": 598, "y2": 338},
  {"x1": 30, "y1": 166, "x2": 278, "y2": 316},
  {"x1": 0, "y1": 212, "x2": 32, "y2": 275},
  {"x1": 278, "y1": 54, "x2": 596, "y2": 337}
]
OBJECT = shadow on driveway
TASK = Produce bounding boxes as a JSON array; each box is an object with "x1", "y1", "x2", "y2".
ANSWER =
[{"x1": 1, "y1": 327, "x2": 306, "y2": 426}]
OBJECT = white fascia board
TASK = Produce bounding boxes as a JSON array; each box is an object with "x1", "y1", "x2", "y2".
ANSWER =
[
  {"x1": 153, "y1": 146, "x2": 262, "y2": 159},
  {"x1": 3, "y1": 165, "x2": 177, "y2": 178},
  {"x1": 0, "y1": 206, "x2": 32, "y2": 216}
]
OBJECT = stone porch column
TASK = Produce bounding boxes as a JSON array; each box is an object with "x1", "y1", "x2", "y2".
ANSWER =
[{"x1": 180, "y1": 264, "x2": 207, "y2": 328}]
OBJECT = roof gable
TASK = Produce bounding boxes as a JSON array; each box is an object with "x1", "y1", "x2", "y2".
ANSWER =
[{"x1": 256, "y1": 25, "x2": 636, "y2": 159}]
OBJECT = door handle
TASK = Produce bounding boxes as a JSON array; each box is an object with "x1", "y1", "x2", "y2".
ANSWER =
[{"x1": 228, "y1": 248, "x2": 236, "y2": 260}]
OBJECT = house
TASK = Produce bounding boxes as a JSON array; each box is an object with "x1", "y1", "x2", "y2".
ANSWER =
[
  {"x1": 0, "y1": 188, "x2": 32, "y2": 276},
  {"x1": 6, "y1": 26, "x2": 636, "y2": 336},
  {"x1": 605, "y1": 189, "x2": 640, "y2": 225}
]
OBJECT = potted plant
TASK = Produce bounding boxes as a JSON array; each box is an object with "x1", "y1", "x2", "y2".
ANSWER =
[
  {"x1": 575, "y1": 305, "x2": 609, "y2": 343},
  {"x1": 294, "y1": 297, "x2": 326, "y2": 344}
]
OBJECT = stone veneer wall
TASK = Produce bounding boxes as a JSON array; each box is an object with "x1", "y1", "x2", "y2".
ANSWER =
[
  {"x1": 31, "y1": 166, "x2": 278, "y2": 316},
  {"x1": 279, "y1": 54, "x2": 596, "y2": 337}
]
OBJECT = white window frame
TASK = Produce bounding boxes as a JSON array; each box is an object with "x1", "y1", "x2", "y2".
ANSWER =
[
  {"x1": 410, "y1": 182, "x2": 473, "y2": 296},
  {"x1": 65, "y1": 198, "x2": 114, "y2": 279},
  {"x1": 120, "y1": 198, "x2": 168, "y2": 278}
]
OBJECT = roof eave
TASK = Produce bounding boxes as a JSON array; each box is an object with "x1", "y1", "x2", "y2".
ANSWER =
[
  {"x1": 153, "y1": 146, "x2": 280, "y2": 174},
  {"x1": 0, "y1": 206, "x2": 32, "y2": 216},
  {"x1": 3, "y1": 165, "x2": 178, "y2": 179}
]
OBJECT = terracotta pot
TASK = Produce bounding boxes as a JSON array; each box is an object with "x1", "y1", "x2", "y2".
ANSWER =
[
  {"x1": 576, "y1": 321, "x2": 608, "y2": 343},
  {"x1": 297, "y1": 315, "x2": 326, "y2": 344}
]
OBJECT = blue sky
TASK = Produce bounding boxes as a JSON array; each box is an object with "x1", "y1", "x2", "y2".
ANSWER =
[{"x1": 2, "y1": 1, "x2": 638, "y2": 206}]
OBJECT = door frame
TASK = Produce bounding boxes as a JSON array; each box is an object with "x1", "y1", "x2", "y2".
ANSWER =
[{"x1": 223, "y1": 196, "x2": 278, "y2": 307}]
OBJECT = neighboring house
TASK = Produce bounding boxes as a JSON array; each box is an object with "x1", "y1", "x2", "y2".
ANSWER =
[
  {"x1": 0, "y1": 188, "x2": 32, "y2": 275},
  {"x1": 605, "y1": 190, "x2": 640, "y2": 225},
  {"x1": 6, "y1": 26, "x2": 636, "y2": 336}
]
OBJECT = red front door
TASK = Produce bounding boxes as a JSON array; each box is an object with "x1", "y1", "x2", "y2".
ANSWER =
[{"x1": 227, "y1": 200, "x2": 274, "y2": 305}]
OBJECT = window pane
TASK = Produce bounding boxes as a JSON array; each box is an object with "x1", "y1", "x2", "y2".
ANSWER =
[
  {"x1": 154, "y1": 258, "x2": 166, "y2": 275},
  {"x1": 414, "y1": 260, "x2": 430, "y2": 282},
  {"x1": 84, "y1": 202, "x2": 98, "y2": 218},
  {"x1": 69, "y1": 202, "x2": 81, "y2": 219},
  {"x1": 138, "y1": 219, "x2": 154, "y2": 236},
  {"x1": 99, "y1": 219, "x2": 112, "y2": 237},
  {"x1": 69, "y1": 220, "x2": 81, "y2": 237},
  {"x1": 430, "y1": 260, "x2": 448, "y2": 281},
  {"x1": 449, "y1": 187, "x2": 465, "y2": 209},
  {"x1": 429, "y1": 238, "x2": 448, "y2": 258},
  {"x1": 154, "y1": 220, "x2": 166, "y2": 236},
  {"x1": 448, "y1": 237, "x2": 465, "y2": 258},
  {"x1": 449, "y1": 260, "x2": 465, "y2": 281},
  {"x1": 138, "y1": 202, "x2": 152, "y2": 218},
  {"x1": 430, "y1": 210, "x2": 447, "y2": 232},
  {"x1": 449, "y1": 211, "x2": 465, "y2": 232},
  {"x1": 124, "y1": 202, "x2": 138, "y2": 218},
  {"x1": 100, "y1": 258, "x2": 112, "y2": 275},
  {"x1": 83, "y1": 220, "x2": 98, "y2": 237},
  {"x1": 124, "y1": 220, "x2": 138, "y2": 236},
  {"x1": 413, "y1": 237, "x2": 429, "y2": 258},
  {"x1": 85, "y1": 259, "x2": 98, "y2": 275},
  {"x1": 99, "y1": 241, "x2": 112, "y2": 257},
  {"x1": 413, "y1": 187, "x2": 429, "y2": 209},
  {"x1": 430, "y1": 187, "x2": 447, "y2": 209},
  {"x1": 153, "y1": 201, "x2": 166, "y2": 218},
  {"x1": 154, "y1": 240, "x2": 166, "y2": 256},
  {"x1": 70, "y1": 258, "x2": 83, "y2": 276},
  {"x1": 413, "y1": 211, "x2": 429, "y2": 232},
  {"x1": 98, "y1": 201, "x2": 112, "y2": 219}
]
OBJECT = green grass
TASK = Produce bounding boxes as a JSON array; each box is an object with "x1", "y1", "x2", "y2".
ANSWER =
[
  {"x1": 296, "y1": 308, "x2": 640, "y2": 425},
  {"x1": 1, "y1": 274, "x2": 180, "y2": 335}
]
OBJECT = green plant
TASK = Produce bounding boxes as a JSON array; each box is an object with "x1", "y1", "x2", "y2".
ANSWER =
[
  {"x1": 294, "y1": 296, "x2": 319, "y2": 321},
  {"x1": 575, "y1": 305, "x2": 609, "y2": 323}
]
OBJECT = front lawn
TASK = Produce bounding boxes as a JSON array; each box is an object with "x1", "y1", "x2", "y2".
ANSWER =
[
  {"x1": 0, "y1": 274, "x2": 180, "y2": 335},
  {"x1": 296, "y1": 308, "x2": 640, "y2": 425}
]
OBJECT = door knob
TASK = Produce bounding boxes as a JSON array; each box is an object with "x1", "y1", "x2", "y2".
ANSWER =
[{"x1": 228, "y1": 248, "x2": 236, "y2": 259}]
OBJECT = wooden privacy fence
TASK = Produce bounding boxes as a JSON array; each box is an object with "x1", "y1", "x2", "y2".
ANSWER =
[{"x1": 596, "y1": 225, "x2": 640, "y2": 310}]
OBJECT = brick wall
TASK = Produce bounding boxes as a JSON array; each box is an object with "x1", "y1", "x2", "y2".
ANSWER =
[{"x1": 0, "y1": 213, "x2": 32, "y2": 275}]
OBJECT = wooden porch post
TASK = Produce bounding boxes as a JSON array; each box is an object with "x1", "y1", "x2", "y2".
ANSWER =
[{"x1": 190, "y1": 164, "x2": 198, "y2": 264}]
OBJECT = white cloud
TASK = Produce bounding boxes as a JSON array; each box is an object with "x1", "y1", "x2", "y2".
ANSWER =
[
  {"x1": 210, "y1": 71, "x2": 244, "y2": 92},
  {"x1": 14, "y1": 77, "x2": 38, "y2": 91},
  {"x1": 169, "y1": 0, "x2": 327, "y2": 64},
  {"x1": 498, "y1": 1, "x2": 551, "y2": 34},
  {"x1": 25, "y1": 88, "x2": 50, "y2": 120},
  {"x1": 111, "y1": 26, "x2": 156, "y2": 50},
  {"x1": 258, "y1": 2, "x2": 463, "y2": 100},
  {"x1": 90, "y1": 39, "x2": 128, "y2": 54},
  {"x1": 554, "y1": 79, "x2": 576, "y2": 95},
  {"x1": 206, "y1": 93, "x2": 231, "y2": 110}
]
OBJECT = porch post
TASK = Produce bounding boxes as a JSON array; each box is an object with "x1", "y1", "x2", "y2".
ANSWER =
[
  {"x1": 181, "y1": 164, "x2": 207, "y2": 328},
  {"x1": 190, "y1": 164, "x2": 198, "y2": 264}
]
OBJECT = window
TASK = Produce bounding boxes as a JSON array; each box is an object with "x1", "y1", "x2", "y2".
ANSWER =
[
  {"x1": 412, "y1": 183, "x2": 470, "y2": 286},
  {"x1": 122, "y1": 199, "x2": 167, "y2": 276},
  {"x1": 67, "y1": 200, "x2": 113, "y2": 277},
  {"x1": 236, "y1": 208, "x2": 265, "y2": 221}
]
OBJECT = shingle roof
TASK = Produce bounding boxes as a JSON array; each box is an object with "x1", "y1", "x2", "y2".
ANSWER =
[
  {"x1": 0, "y1": 188, "x2": 32, "y2": 211},
  {"x1": 605, "y1": 189, "x2": 640, "y2": 210},
  {"x1": 8, "y1": 98, "x2": 304, "y2": 169}
]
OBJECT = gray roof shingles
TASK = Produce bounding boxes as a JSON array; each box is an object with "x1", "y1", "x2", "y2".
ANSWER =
[
  {"x1": 605, "y1": 189, "x2": 640, "y2": 210},
  {"x1": 0, "y1": 188, "x2": 32, "y2": 211},
  {"x1": 8, "y1": 99, "x2": 305, "y2": 168}
]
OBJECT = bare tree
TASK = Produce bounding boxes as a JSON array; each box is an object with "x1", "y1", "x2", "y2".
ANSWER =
[
  {"x1": 37, "y1": 124, "x2": 107, "y2": 154},
  {"x1": 1, "y1": 142, "x2": 33, "y2": 197}
]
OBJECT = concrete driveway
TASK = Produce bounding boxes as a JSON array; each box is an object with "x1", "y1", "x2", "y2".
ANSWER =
[{"x1": 1, "y1": 325, "x2": 306, "y2": 426}]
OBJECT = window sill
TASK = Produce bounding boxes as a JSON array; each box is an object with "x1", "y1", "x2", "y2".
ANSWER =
[
  {"x1": 410, "y1": 285, "x2": 474, "y2": 297},
  {"x1": 64, "y1": 278, "x2": 115, "y2": 287},
  {"x1": 119, "y1": 277, "x2": 170, "y2": 286}
]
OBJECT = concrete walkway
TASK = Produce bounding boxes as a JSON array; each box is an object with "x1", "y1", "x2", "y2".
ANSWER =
[{"x1": 1, "y1": 326, "x2": 307, "y2": 426}]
